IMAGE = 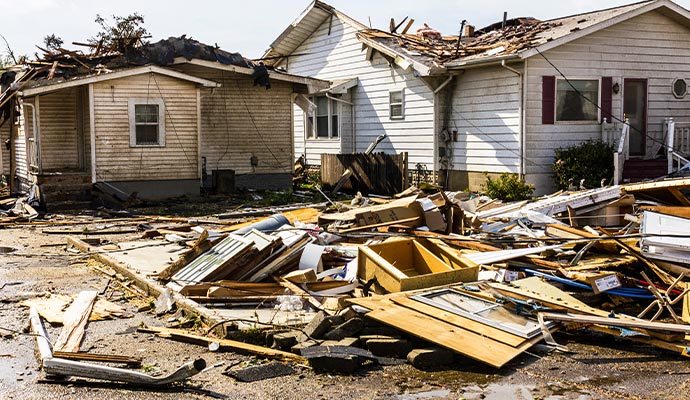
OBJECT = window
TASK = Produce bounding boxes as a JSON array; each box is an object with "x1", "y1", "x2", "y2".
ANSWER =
[
  {"x1": 555, "y1": 79, "x2": 599, "y2": 122},
  {"x1": 389, "y1": 89, "x2": 404, "y2": 119},
  {"x1": 306, "y1": 95, "x2": 339, "y2": 139},
  {"x1": 128, "y1": 98, "x2": 165, "y2": 146},
  {"x1": 410, "y1": 288, "x2": 553, "y2": 339},
  {"x1": 673, "y1": 78, "x2": 687, "y2": 99}
]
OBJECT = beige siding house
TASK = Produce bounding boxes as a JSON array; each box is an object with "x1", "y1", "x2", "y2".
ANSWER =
[
  {"x1": 268, "y1": 0, "x2": 690, "y2": 194},
  {"x1": 2, "y1": 44, "x2": 326, "y2": 201}
]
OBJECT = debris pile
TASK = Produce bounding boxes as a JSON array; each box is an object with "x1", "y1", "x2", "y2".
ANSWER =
[{"x1": 17, "y1": 176, "x2": 690, "y2": 384}]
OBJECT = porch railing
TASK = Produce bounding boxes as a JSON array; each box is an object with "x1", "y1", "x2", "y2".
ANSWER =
[
  {"x1": 602, "y1": 118, "x2": 629, "y2": 185},
  {"x1": 665, "y1": 118, "x2": 690, "y2": 175}
]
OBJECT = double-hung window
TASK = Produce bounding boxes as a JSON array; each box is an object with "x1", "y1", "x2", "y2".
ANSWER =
[
  {"x1": 389, "y1": 89, "x2": 405, "y2": 119},
  {"x1": 128, "y1": 98, "x2": 166, "y2": 146},
  {"x1": 306, "y1": 95, "x2": 339, "y2": 139}
]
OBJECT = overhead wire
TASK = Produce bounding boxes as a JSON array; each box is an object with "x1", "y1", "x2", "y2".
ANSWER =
[{"x1": 534, "y1": 47, "x2": 675, "y2": 154}]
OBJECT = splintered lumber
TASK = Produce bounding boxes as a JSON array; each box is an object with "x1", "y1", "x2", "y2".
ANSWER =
[
  {"x1": 53, "y1": 291, "x2": 97, "y2": 352},
  {"x1": 31, "y1": 308, "x2": 206, "y2": 385},
  {"x1": 138, "y1": 326, "x2": 305, "y2": 363},
  {"x1": 274, "y1": 277, "x2": 331, "y2": 315},
  {"x1": 158, "y1": 230, "x2": 212, "y2": 280}
]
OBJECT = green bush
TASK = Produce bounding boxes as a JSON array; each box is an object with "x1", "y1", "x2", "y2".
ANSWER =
[
  {"x1": 483, "y1": 173, "x2": 534, "y2": 201},
  {"x1": 552, "y1": 140, "x2": 614, "y2": 190}
]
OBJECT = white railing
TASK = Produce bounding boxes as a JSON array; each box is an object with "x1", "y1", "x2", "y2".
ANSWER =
[
  {"x1": 601, "y1": 118, "x2": 629, "y2": 185},
  {"x1": 665, "y1": 118, "x2": 690, "y2": 174}
]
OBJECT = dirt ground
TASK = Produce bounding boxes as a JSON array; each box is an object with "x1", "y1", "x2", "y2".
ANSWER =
[{"x1": 2, "y1": 207, "x2": 690, "y2": 400}]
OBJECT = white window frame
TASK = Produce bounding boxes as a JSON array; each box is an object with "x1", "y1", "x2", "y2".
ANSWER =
[
  {"x1": 128, "y1": 98, "x2": 166, "y2": 147},
  {"x1": 673, "y1": 78, "x2": 687, "y2": 99},
  {"x1": 554, "y1": 78, "x2": 600, "y2": 124},
  {"x1": 389, "y1": 89, "x2": 405, "y2": 120},
  {"x1": 305, "y1": 95, "x2": 340, "y2": 140}
]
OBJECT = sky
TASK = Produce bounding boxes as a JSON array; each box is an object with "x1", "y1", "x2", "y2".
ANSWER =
[{"x1": 2, "y1": 0, "x2": 690, "y2": 62}]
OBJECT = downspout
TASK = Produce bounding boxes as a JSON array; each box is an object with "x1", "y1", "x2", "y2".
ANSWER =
[
  {"x1": 326, "y1": 92, "x2": 355, "y2": 153},
  {"x1": 22, "y1": 102, "x2": 38, "y2": 175},
  {"x1": 501, "y1": 59, "x2": 525, "y2": 178},
  {"x1": 435, "y1": 75, "x2": 456, "y2": 189}
]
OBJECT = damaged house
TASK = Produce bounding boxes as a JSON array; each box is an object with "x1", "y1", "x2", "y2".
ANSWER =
[
  {"x1": 265, "y1": 0, "x2": 690, "y2": 194},
  {"x1": 0, "y1": 37, "x2": 326, "y2": 203}
]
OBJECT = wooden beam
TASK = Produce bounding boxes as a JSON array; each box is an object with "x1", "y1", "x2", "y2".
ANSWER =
[{"x1": 138, "y1": 326, "x2": 305, "y2": 363}]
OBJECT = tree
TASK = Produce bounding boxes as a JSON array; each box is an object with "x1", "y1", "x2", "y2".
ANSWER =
[
  {"x1": 89, "y1": 13, "x2": 150, "y2": 52},
  {"x1": 43, "y1": 34, "x2": 64, "y2": 51}
]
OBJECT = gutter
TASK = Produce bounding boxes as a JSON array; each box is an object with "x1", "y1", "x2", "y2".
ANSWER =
[
  {"x1": 326, "y1": 92, "x2": 356, "y2": 153},
  {"x1": 500, "y1": 59, "x2": 525, "y2": 178}
]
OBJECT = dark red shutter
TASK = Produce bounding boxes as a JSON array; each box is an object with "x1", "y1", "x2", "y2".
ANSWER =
[
  {"x1": 601, "y1": 77, "x2": 613, "y2": 123},
  {"x1": 542, "y1": 76, "x2": 555, "y2": 125}
]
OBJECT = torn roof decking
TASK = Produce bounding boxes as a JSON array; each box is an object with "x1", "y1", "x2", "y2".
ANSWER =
[{"x1": 356, "y1": 0, "x2": 690, "y2": 71}]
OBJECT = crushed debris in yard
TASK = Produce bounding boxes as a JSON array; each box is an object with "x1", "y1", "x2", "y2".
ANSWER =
[{"x1": 3, "y1": 176, "x2": 690, "y2": 398}]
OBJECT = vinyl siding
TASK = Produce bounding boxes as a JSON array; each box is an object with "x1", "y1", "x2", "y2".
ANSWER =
[
  {"x1": 280, "y1": 14, "x2": 435, "y2": 168},
  {"x1": 175, "y1": 66, "x2": 294, "y2": 175},
  {"x1": 525, "y1": 10, "x2": 690, "y2": 193},
  {"x1": 449, "y1": 65, "x2": 521, "y2": 174},
  {"x1": 92, "y1": 73, "x2": 199, "y2": 182},
  {"x1": 38, "y1": 88, "x2": 80, "y2": 171}
]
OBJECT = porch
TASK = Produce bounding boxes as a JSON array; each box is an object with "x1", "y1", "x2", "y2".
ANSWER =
[{"x1": 603, "y1": 118, "x2": 690, "y2": 184}]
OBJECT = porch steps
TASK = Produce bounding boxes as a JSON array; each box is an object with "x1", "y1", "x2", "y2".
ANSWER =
[
  {"x1": 622, "y1": 159, "x2": 668, "y2": 183},
  {"x1": 38, "y1": 175, "x2": 93, "y2": 211}
]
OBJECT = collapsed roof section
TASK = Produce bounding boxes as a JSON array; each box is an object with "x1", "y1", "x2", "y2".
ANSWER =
[{"x1": 21, "y1": 36, "x2": 270, "y2": 90}]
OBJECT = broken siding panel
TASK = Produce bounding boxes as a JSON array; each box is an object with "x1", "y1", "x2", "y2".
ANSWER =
[
  {"x1": 92, "y1": 73, "x2": 198, "y2": 182},
  {"x1": 281, "y1": 14, "x2": 435, "y2": 168},
  {"x1": 450, "y1": 65, "x2": 521, "y2": 174},
  {"x1": 38, "y1": 88, "x2": 80, "y2": 171},
  {"x1": 186, "y1": 68, "x2": 293, "y2": 174},
  {"x1": 525, "y1": 10, "x2": 690, "y2": 194}
]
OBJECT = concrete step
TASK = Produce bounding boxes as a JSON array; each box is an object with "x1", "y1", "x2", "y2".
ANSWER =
[{"x1": 45, "y1": 200, "x2": 94, "y2": 213}]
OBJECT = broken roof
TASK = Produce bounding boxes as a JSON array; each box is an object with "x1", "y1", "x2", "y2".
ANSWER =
[{"x1": 358, "y1": 0, "x2": 690, "y2": 71}]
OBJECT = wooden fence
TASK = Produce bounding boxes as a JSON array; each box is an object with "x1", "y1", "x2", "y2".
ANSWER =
[{"x1": 321, "y1": 152, "x2": 408, "y2": 195}]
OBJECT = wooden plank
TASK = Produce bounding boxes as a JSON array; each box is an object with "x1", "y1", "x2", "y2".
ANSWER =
[
  {"x1": 53, "y1": 291, "x2": 98, "y2": 352},
  {"x1": 539, "y1": 312, "x2": 690, "y2": 334},
  {"x1": 52, "y1": 351, "x2": 142, "y2": 367},
  {"x1": 638, "y1": 205, "x2": 690, "y2": 219},
  {"x1": 138, "y1": 326, "x2": 305, "y2": 363},
  {"x1": 669, "y1": 188, "x2": 690, "y2": 206},
  {"x1": 389, "y1": 295, "x2": 527, "y2": 347},
  {"x1": 361, "y1": 299, "x2": 535, "y2": 368}
]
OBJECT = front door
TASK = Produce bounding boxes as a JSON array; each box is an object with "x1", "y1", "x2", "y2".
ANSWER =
[{"x1": 623, "y1": 79, "x2": 647, "y2": 156}]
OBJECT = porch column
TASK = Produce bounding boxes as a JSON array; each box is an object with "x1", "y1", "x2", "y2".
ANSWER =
[{"x1": 88, "y1": 84, "x2": 96, "y2": 183}]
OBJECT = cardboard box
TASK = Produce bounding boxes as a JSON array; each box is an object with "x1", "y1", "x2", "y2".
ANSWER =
[
  {"x1": 358, "y1": 239, "x2": 479, "y2": 293},
  {"x1": 354, "y1": 196, "x2": 423, "y2": 228}
]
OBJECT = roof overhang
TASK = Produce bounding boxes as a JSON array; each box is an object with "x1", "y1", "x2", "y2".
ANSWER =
[
  {"x1": 261, "y1": 1, "x2": 369, "y2": 67},
  {"x1": 520, "y1": 0, "x2": 690, "y2": 59},
  {"x1": 173, "y1": 58, "x2": 329, "y2": 91},
  {"x1": 19, "y1": 65, "x2": 220, "y2": 97}
]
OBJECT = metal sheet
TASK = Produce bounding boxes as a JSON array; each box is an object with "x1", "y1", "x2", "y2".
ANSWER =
[{"x1": 172, "y1": 234, "x2": 253, "y2": 284}]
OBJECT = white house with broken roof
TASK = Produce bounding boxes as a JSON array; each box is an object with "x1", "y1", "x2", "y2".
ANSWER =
[
  {"x1": 266, "y1": 0, "x2": 690, "y2": 194},
  {"x1": 0, "y1": 37, "x2": 326, "y2": 204}
]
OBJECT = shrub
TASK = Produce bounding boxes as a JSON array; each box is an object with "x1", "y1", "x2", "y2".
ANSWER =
[
  {"x1": 483, "y1": 173, "x2": 534, "y2": 201},
  {"x1": 552, "y1": 140, "x2": 614, "y2": 190}
]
